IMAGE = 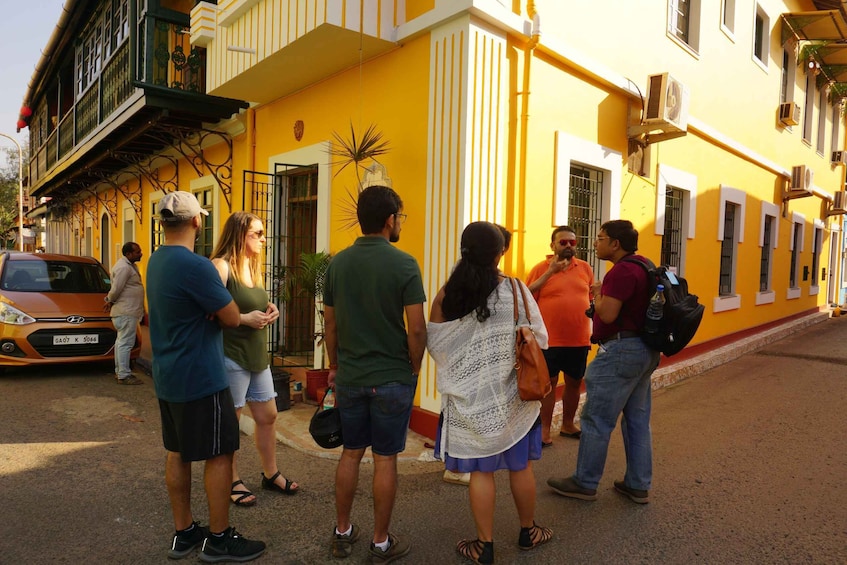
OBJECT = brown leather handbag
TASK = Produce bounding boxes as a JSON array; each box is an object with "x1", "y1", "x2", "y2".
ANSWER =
[{"x1": 510, "y1": 278, "x2": 551, "y2": 401}]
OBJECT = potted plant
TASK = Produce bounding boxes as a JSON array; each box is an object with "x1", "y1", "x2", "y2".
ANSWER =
[{"x1": 294, "y1": 251, "x2": 332, "y2": 401}]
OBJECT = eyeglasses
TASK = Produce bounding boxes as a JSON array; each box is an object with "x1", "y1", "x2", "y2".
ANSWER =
[
  {"x1": 248, "y1": 230, "x2": 265, "y2": 239},
  {"x1": 394, "y1": 213, "x2": 408, "y2": 222},
  {"x1": 558, "y1": 239, "x2": 577, "y2": 247}
]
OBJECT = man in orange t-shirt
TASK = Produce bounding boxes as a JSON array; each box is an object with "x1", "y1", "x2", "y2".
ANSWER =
[{"x1": 526, "y1": 226, "x2": 594, "y2": 446}]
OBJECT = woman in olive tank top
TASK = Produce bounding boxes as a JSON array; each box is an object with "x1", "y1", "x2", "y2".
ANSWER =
[{"x1": 211, "y1": 212, "x2": 299, "y2": 506}]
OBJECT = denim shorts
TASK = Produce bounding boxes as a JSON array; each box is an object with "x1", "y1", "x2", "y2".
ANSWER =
[
  {"x1": 224, "y1": 357, "x2": 276, "y2": 408},
  {"x1": 335, "y1": 382, "x2": 417, "y2": 456}
]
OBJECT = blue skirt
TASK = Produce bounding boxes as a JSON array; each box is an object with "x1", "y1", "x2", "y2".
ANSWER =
[{"x1": 434, "y1": 414, "x2": 542, "y2": 473}]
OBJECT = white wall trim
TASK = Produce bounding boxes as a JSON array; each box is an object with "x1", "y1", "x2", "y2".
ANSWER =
[
  {"x1": 718, "y1": 185, "x2": 746, "y2": 242},
  {"x1": 759, "y1": 200, "x2": 779, "y2": 248},
  {"x1": 267, "y1": 141, "x2": 333, "y2": 255},
  {"x1": 656, "y1": 163, "x2": 697, "y2": 239},
  {"x1": 554, "y1": 131, "x2": 622, "y2": 226},
  {"x1": 755, "y1": 290, "x2": 775, "y2": 305},
  {"x1": 713, "y1": 294, "x2": 741, "y2": 312},
  {"x1": 790, "y1": 211, "x2": 805, "y2": 252}
]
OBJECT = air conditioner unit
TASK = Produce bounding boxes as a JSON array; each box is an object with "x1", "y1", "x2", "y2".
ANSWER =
[
  {"x1": 778, "y1": 102, "x2": 801, "y2": 126},
  {"x1": 790, "y1": 165, "x2": 814, "y2": 193},
  {"x1": 644, "y1": 73, "x2": 690, "y2": 132},
  {"x1": 833, "y1": 191, "x2": 847, "y2": 212},
  {"x1": 833, "y1": 151, "x2": 847, "y2": 165}
]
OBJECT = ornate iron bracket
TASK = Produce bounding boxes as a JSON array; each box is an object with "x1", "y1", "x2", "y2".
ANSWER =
[
  {"x1": 146, "y1": 125, "x2": 235, "y2": 211},
  {"x1": 112, "y1": 151, "x2": 182, "y2": 222},
  {"x1": 88, "y1": 170, "x2": 125, "y2": 227}
]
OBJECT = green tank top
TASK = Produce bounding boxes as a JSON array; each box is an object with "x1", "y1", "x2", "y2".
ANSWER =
[{"x1": 222, "y1": 276, "x2": 270, "y2": 372}]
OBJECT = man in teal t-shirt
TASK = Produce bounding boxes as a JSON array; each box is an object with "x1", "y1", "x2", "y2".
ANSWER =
[
  {"x1": 324, "y1": 185, "x2": 427, "y2": 562},
  {"x1": 146, "y1": 191, "x2": 266, "y2": 563}
]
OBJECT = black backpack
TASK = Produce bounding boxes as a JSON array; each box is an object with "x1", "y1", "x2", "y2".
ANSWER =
[{"x1": 620, "y1": 256, "x2": 705, "y2": 356}]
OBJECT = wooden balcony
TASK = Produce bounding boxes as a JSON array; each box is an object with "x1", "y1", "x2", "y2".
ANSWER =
[{"x1": 27, "y1": 7, "x2": 247, "y2": 199}]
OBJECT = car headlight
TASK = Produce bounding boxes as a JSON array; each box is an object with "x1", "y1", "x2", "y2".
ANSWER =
[{"x1": 0, "y1": 302, "x2": 36, "y2": 325}]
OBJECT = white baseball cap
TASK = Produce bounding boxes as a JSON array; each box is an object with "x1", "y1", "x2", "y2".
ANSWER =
[{"x1": 158, "y1": 191, "x2": 209, "y2": 222}]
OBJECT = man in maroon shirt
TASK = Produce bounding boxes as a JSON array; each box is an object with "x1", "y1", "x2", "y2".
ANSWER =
[{"x1": 547, "y1": 220, "x2": 661, "y2": 504}]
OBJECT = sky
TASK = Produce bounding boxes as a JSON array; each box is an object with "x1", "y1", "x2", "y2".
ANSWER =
[{"x1": 0, "y1": 0, "x2": 67, "y2": 153}]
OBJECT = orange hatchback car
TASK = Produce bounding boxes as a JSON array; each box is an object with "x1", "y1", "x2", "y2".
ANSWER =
[{"x1": 0, "y1": 251, "x2": 140, "y2": 370}]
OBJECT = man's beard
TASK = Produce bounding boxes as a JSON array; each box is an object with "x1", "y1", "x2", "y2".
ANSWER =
[
  {"x1": 389, "y1": 232, "x2": 400, "y2": 243},
  {"x1": 557, "y1": 248, "x2": 574, "y2": 261}
]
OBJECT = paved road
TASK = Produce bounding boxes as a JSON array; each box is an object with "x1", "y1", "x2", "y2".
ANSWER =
[{"x1": 1, "y1": 319, "x2": 845, "y2": 564}]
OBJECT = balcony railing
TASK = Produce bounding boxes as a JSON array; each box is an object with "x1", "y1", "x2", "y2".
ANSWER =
[{"x1": 28, "y1": 12, "x2": 208, "y2": 188}]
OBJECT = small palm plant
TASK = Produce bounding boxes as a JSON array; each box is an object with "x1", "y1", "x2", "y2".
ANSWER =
[{"x1": 294, "y1": 251, "x2": 332, "y2": 368}]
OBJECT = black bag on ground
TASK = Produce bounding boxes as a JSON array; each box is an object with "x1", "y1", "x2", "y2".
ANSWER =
[
  {"x1": 621, "y1": 256, "x2": 705, "y2": 356},
  {"x1": 309, "y1": 389, "x2": 343, "y2": 449}
]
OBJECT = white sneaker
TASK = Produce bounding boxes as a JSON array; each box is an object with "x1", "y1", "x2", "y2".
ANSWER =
[{"x1": 442, "y1": 470, "x2": 470, "y2": 485}]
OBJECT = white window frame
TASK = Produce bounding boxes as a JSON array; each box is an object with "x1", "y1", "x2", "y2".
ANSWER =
[
  {"x1": 752, "y1": 4, "x2": 769, "y2": 70},
  {"x1": 655, "y1": 164, "x2": 697, "y2": 276},
  {"x1": 756, "y1": 201, "x2": 779, "y2": 305},
  {"x1": 817, "y1": 88, "x2": 827, "y2": 155},
  {"x1": 721, "y1": 0, "x2": 736, "y2": 38},
  {"x1": 554, "y1": 131, "x2": 622, "y2": 278},
  {"x1": 190, "y1": 176, "x2": 220, "y2": 257},
  {"x1": 148, "y1": 190, "x2": 165, "y2": 253},
  {"x1": 781, "y1": 47, "x2": 796, "y2": 105},
  {"x1": 788, "y1": 212, "x2": 805, "y2": 299},
  {"x1": 831, "y1": 102, "x2": 842, "y2": 153},
  {"x1": 714, "y1": 185, "x2": 746, "y2": 313},
  {"x1": 803, "y1": 73, "x2": 815, "y2": 143},
  {"x1": 810, "y1": 220, "x2": 824, "y2": 295},
  {"x1": 122, "y1": 200, "x2": 136, "y2": 257},
  {"x1": 668, "y1": 0, "x2": 701, "y2": 55}
]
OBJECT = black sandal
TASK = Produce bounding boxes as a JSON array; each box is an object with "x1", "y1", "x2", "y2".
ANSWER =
[
  {"x1": 261, "y1": 471, "x2": 298, "y2": 495},
  {"x1": 518, "y1": 522, "x2": 552, "y2": 550},
  {"x1": 230, "y1": 480, "x2": 256, "y2": 506},
  {"x1": 456, "y1": 539, "x2": 494, "y2": 564}
]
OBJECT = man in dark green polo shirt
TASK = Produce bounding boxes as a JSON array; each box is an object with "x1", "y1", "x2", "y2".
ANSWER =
[{"x1": 324, "y1": 185, "x2": 427, "y2": 563}]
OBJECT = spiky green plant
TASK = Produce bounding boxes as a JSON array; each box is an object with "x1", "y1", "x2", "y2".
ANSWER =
[{"x1": 328, "y1": 123, "x2": 390, "y2": 183}]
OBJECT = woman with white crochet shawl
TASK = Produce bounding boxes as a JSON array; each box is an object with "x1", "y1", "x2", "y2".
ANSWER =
[{"x1": 428, "y1": 222, "x2": 553, "y2": 564}]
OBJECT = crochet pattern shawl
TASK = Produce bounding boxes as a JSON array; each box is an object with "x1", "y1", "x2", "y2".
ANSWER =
[{"x1": 427, "y1": 278, "x2": 549, "y2": 459}]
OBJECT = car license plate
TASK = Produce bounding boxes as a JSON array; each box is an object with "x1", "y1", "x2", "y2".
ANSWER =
[{"x1": 53, "y1": 334, "x2": 99, "y2": 345}]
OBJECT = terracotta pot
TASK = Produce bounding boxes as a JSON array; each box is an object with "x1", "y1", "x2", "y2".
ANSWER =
[{"x1": 306, "y1": 369, "x2": 330, "y2": 402}]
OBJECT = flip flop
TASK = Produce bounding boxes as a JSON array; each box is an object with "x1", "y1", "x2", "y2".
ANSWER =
[
  {"x1": 230, "y1": 480, "x2": 256, "y2": 506},
  {"x1": 261, "y1": 471, "x2": 299, "y2": 495},
  {"x1": 541, "y1": 441, "x2": 553, "y2": 448},
  {"x1": 559, "y1": 430, "x2": 582, "y2": 439}
]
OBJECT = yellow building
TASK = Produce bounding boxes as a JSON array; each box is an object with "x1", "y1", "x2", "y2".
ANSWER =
[{"x1": 23, "y1": 0, "x2": 847, "y2": 437}]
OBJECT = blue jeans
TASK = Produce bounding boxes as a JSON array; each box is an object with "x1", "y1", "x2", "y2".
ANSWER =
[
  {"x1": 112, "y1": 315, "x2": 139, "y2": 379},
  {"x1": 335, "y1": 382, "x2": 416, "y2": 456},
  {"x1": 574, "y1": 337, "x2": 660, "y2": 491}
]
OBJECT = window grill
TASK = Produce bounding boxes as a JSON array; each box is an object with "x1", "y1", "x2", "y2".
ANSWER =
[
  {"x1": 568, "y1": 165, "x2": 603, "y2": 275},
  {"x1": 812, "y1": 228, "x2": 821, "y2": 286},
  {"x1": 719, "y1": 202, "x2": 736, "y2": 296},
  {"x1": 245, "y1": 164, "x2": 318, "y2": 363},
  {"x1": 760, "y1": 215, "x2": 773, "y2": 291},
  {"x1": 661, "y1": 187, "x2": 683, "y2": 271},
  {"x1": 790, "y1": 224, "x2": 800, "y2": 287}
]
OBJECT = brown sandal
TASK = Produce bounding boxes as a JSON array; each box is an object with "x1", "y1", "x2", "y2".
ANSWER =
[
  {"x1": 456, "y1": 539, "x2": 494, "y2": 564},
  {"x1": 518, "y1": 522, "x2": 552, "y2": 550}
]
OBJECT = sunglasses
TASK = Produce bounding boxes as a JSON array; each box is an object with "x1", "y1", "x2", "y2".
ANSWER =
[
  {"x1": 248, "y1": 230, "x2": 265, "y2": 239},
  {"x1": 558, "y1": 239, "x2": 577, "y2": 246}
]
